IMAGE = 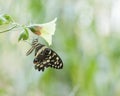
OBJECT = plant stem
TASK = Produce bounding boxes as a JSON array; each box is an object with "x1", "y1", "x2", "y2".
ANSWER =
[{"x1": 0, "y1": 24, "x2": 18, "y2": 33}]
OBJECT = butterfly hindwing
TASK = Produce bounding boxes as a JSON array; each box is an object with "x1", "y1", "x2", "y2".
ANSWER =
[{"x1": 34, "y1": 47, "x2": 63, "y2": 71}]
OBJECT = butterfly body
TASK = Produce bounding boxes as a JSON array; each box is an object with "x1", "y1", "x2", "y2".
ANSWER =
[{"x1": 26, "y1": 39, "x2": 63, "y2": 71}]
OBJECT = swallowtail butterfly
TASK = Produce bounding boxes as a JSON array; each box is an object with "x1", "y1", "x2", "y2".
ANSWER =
[{"x1": 26, "y1": 39, "x2": 63, "y2": 71}]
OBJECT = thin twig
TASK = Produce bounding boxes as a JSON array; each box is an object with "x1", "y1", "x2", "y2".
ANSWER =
[{"x1": 0, "y1": 24, "x2": 18, "y2": 33}]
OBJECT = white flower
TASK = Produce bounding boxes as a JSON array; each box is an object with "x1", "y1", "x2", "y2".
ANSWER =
[{"x1": 28, "y1": 18, "x2": 57, "y2": 45}]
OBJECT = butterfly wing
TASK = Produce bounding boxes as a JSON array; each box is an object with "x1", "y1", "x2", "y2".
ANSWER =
[
  {"x1": 33, "y1": 47, "x2": 63, "y2": 71},
  {"x1": 26, "y1": 46, "x2": 35, "y2": 56},
  {"x1": 46, "y1": 49, "x2": 63, "y2": 69}
]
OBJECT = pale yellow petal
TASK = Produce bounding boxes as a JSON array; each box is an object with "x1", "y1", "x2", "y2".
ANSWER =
[{"x1": 41, "y1": 33, "x2": 52, "y2": 45}]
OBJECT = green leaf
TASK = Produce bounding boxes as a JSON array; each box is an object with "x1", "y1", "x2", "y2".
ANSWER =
[
  {"x1": 0, "y1": 14, "x2": 14, "y2": 25},
  {"x1": 0, "y1": 16, "x2": 6, "y2": 25},
  {"x1": 3, "y1": 14, "x2": 13, "y2": 23},
  {"x1": 18, "y1": 28, "x2": 29, "y2": 42}
]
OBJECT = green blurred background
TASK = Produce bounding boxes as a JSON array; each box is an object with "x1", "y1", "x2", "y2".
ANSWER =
[{"x1": 0, "y1": 0, "x2": 120, "y2": 96}]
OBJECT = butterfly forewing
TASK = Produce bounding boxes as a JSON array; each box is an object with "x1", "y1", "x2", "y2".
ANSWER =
[{"x1": 26, "y1": 47, "x2": 35, "y2": 56}]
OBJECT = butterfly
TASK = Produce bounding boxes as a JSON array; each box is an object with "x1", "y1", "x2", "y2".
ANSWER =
[{"x1": 26, "y1": 38, "x2": 63, "y2": 72}]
